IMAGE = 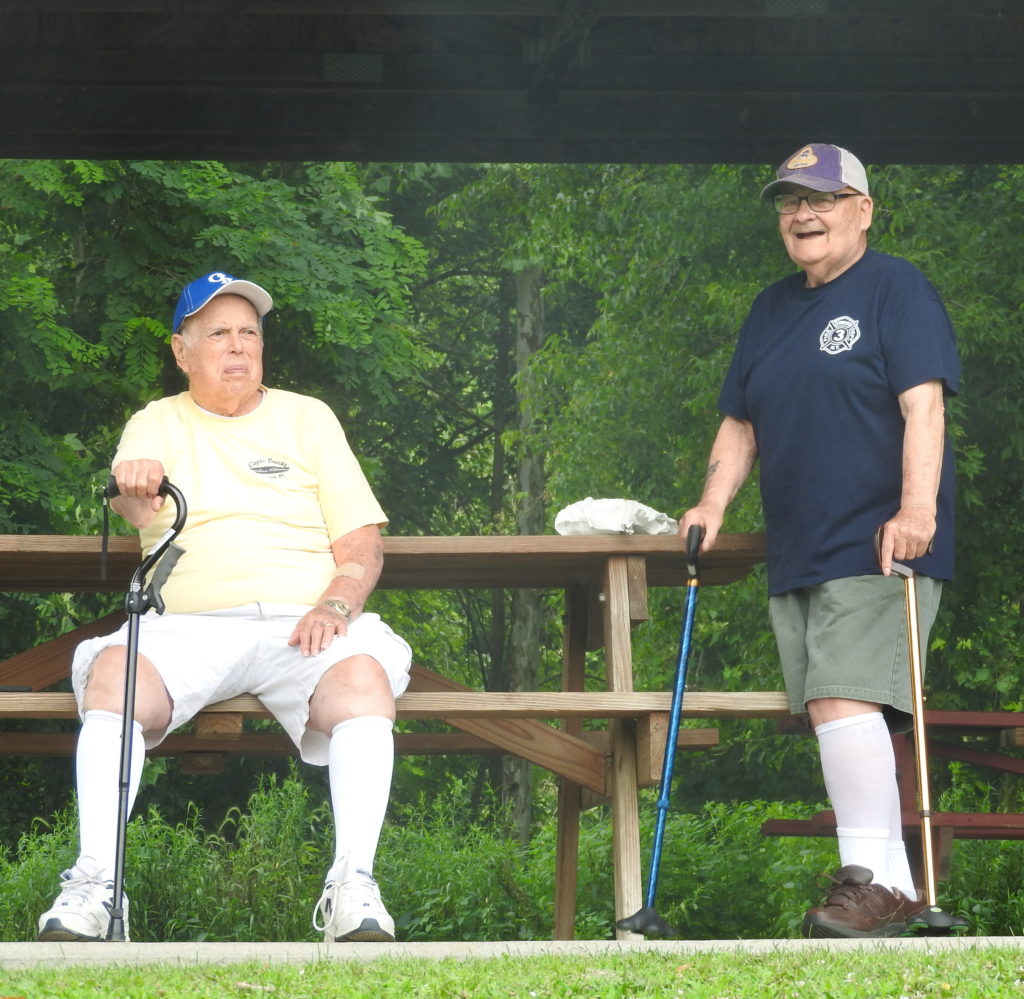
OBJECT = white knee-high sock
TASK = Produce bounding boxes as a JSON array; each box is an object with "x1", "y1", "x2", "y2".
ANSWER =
[
  {"x1": 75, "y1": 709, "x2": 145, "y2": 880},
  {"x1": 327, "y1": 716, "x2": 394, "y2": 884},
  {"x1": 815, "y1": 711, "x2": 899, "y2": 886},
  {"x1": 888, "y1": 781, "x2": 917, "y2": 897}
]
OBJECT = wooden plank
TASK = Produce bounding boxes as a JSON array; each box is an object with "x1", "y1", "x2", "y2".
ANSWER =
[
  {"x1": 609, "y1": 717, "x2": 642, "y2": 941},
  {"x1": 554, "y1": 583, "x2": 588, "y2": 941},
  {"x1": 194, "y1": 712, "x2": 243, "y2": 739},
  {"x1": 602, "y1": 556, "x2": 642, "y2": 939},
  {"x1": 0, "y1": 689, "x2": 793, "y2": 719},
  {"x1": 405, "y1": 664, "x2": 607, "y2": 794},
  {"x1": 635, "y1": 713, "x2": 719, "y2": 785},
  {"x1": 926, "y1": 710, "x2": 1024, "y2": 728},
  {"x1": 0, "y1": 731, "x2": 524, "y2": 757},
  {"x1": 0, "y1": 532, "x2": 765, "y2": 594},
  {"x1": 602, "y1": 557, "x2": 634, "y2": 696},
  {"x1": 926, "y1": 739, "x2": 1024, "y2": 777},
  {"x1": 0, "y1": 716, "x2": 714, "y2": 763},
  {"x1": 763, "y1": 810, "x2": 1024, "y2": 841},
  {"x1": 625, "y1": 555, "x2": 649, "y2": 625},
  {"x1": 0, "y1": 611, "x2": 124, "y2": 689}
]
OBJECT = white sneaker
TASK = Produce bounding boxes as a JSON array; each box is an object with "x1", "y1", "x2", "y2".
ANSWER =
[
  {"x1": 314, "y1": 870, "x2": 395, "y2": 942},
  {"x1": 37, "y1": 862, "x2": 130, "y2": 942}
]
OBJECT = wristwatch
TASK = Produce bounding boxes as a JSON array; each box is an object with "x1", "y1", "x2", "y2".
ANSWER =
[{"x1": 319, "y1": 598, "x2": 353, "y2": 620}]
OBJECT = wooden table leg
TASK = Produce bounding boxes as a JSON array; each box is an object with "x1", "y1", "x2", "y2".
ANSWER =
[
  {"x1": 554, "y1": 585, "x2": 588, "y2": 940},
  {"x1": 603, "y1": 555, "x2": 643, "y2": 940}
]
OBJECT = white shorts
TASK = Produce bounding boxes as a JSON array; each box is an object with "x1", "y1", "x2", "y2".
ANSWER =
[{"x1": 71, "y1": 604, "x2": 412, "y2": 766}]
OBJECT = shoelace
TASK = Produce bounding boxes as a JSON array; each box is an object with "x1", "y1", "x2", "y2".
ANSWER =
[
  {"x1": 312, "y1": 877, "x2": 383, "y2": 932},
  {"x1": 57, "y1": 870, "x2": 109, "y2": 906},
  {"x1": 312, "y1": 885, "x2": 334, "y2": 932},
  {"x1": 822, "y1": 881, "x2": 874, "y2": 907}
]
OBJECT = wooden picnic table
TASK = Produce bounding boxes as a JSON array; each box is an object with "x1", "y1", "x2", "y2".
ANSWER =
[{"x1": 0, "y1": 531, "x2": 767, "y2": 941}]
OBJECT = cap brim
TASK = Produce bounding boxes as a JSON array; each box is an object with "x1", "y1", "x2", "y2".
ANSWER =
[
  {"x1": 761, "y1": 174, "x2": 848, "y2": 199},
  {"x1": 210, "y1": 279, "x2": 273, "y2": 319}
]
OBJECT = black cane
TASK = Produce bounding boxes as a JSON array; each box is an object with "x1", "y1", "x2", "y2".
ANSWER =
[{"x1": 102, "y1": 474, "x2": 187, "y2": 941}]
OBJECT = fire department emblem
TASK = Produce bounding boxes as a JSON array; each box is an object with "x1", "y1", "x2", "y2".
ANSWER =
[{"x1": 819, "y1": 315, "x2": 861, "y2": 355}]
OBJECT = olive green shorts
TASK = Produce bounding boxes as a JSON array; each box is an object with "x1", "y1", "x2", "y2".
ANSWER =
[{"x1": 768, "y1": 574, "x2": 943, "y2": 732}]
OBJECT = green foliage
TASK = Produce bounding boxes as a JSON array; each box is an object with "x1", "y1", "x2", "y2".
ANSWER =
[
  {"x1": 7, "y1": 773, "x2": 1016, "y2": 942},
  {"x1": 6, "y1": 157, "x2": 1024, "y2": 914}
]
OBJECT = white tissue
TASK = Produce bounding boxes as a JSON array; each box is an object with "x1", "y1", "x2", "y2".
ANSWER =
[{"x1": 554, "y1": 497, "x2": 678, "y2": 536}]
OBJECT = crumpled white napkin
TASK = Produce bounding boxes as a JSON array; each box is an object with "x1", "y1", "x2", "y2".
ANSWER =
[{"x1": 554, "y1": 497, "x2": 678, "y2": 536}]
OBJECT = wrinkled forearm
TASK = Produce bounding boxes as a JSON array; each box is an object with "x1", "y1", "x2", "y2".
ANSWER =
[
  {"x1": 316, "y1": 524, "x2": 384, "y2": 619},
  {"x1": 698, "y1": 416, "x2": 758, "y2": 515}
]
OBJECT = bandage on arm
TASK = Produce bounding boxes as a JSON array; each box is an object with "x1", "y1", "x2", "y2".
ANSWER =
[{"x1": 334, "y1": 562, "x2": 366, "y2": 581}]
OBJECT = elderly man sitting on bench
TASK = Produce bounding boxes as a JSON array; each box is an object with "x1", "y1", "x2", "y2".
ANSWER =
[{"x1": 38, "y1": 271, "x2": 411, "y2": 944}]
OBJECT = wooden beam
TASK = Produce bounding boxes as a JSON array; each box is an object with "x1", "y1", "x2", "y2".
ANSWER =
[
  {"x1": 0, "y1": 611, "x2": 124, "y2": 690},
  {"x1": 0, "y1": 731, "x2": 536, "y2": 757},
  {"x1": 0, "y1": 689, "x2": 794, "y2": 719},
  {"x1": 0, "y1": 533, "x2": 764, "y2": 594},
  {"x1": 405, "y1": 664, "x2": 607, "y2": 794},
  {"x1": 634, "y1": 712, "x2": 719, "y2": 785}
]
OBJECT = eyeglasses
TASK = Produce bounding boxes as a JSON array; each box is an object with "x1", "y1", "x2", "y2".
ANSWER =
[{"x1": 772, "y1": 192, "x2": 860, "y2": 215}]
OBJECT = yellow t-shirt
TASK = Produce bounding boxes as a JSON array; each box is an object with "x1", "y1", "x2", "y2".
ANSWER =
[{"x1": 114, "y1": 389, "x2": 387, "y2": 613}]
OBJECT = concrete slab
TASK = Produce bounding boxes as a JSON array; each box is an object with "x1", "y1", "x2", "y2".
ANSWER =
[{"x1": 2, "y1": 937, "x2": 1022, "y2": 969}]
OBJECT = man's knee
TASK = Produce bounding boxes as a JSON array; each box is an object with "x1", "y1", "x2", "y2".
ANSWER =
[
  {"x1": 308, "y1": 654, "x2": 395, "y2": 732},
  {"x1": 81, "y1": 646, "x2": 173, "y2": 733}
]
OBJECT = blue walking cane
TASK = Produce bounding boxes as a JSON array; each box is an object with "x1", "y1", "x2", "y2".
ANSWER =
[{"x1": 617, "y1": 523, "x2": 704, "y2": 936}]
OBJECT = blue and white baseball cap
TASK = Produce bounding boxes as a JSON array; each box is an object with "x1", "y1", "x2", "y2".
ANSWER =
[
  {"x1": 172, "y1": 271, "x2": 274, "y2": 333},
  {"x1": 761, "y1": 143, "x2": 870, "y2": 199}
]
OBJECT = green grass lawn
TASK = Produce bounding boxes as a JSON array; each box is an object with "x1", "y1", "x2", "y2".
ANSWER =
[{"x1": 3, "y1": 946, "x2": 1024, "y2": 999}]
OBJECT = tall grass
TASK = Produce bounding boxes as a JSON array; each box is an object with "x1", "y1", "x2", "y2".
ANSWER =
[{"x1": 1, "y1": 766, "x2": 1022, "y2": 942}]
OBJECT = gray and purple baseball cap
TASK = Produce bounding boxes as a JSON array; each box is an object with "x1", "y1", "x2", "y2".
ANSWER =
[
  {"x1": 761, "y1": 143, "x2": 870, "y2": 199},
  {"x1": 172, "y1": 271, "x2": 273, "y2": 334}
]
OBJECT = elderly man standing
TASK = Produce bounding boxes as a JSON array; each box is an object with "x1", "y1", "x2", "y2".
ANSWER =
[
  {"x1": 38, "y1": 271, "x2": 411, "y2": 943},
  {"x1": 680, "y1": 145, "x2": 960, "y2": 937}
]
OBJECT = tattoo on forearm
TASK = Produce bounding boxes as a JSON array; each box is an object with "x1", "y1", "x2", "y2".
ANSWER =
[{"x1": 705, "y1": 460, "x2": 720, "y2": 481}]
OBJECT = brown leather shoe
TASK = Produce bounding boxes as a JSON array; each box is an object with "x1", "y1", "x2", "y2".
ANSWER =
[{"x1": 802, "y1": 865, "x2": 922, "y2": 938}]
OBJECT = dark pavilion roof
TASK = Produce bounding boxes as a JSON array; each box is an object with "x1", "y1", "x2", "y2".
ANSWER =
[{"x1": 2, "y1": 1, "x2": 1022, "y2": 164}]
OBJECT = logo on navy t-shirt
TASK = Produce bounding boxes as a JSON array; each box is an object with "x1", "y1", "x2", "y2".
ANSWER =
[{"x1": 819, "y1": 315, "x2": 862, "y2": 355}]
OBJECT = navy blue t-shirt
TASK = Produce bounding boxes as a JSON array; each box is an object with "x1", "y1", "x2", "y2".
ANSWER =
[{"x1": 718, "y1": 249, "x2": 960, "y2": 595}]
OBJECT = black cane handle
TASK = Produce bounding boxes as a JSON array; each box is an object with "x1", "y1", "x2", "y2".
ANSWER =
[
  {"x1": 874, "y1": 524, "x2": 932, "y2": 580},
  {"x1": 686, "y1": 524, "x2": 704, "y2": 578}
]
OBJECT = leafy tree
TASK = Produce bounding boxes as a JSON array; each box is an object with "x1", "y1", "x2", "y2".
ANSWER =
[
  {"x1": 4, "y1": 156, "x2": 1024, "y2": 847},
  {"x1": 0, "y1": 158, "x2": 428, "y2": 840}
]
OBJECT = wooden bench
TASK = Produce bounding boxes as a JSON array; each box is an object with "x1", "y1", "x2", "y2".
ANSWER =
[{"x1": 0, "y1": 678, "x2": 793, "y2": 796}]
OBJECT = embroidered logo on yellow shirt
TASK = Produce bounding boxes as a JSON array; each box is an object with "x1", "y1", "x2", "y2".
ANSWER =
[{"x1": 249, "y1": 458, "x2": 290, "y2": 478}]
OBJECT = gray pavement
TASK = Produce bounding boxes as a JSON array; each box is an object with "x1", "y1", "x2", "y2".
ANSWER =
[{"x1": 3, "y1": 937, "x2": 1024, "y2": 968}]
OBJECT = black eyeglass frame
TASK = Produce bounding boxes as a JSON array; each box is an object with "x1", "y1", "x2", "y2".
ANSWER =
[{"x1": 772, "y1": 192, "x2": 861, "y2": 215}]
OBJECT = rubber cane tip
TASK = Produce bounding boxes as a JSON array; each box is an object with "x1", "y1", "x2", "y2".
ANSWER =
[
  {"x1": 906, "y1": 906, "x2": 970, "y2": 935},
  {"x1": 616, "y1": 906, "x2": 676, "y2": 937}
]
